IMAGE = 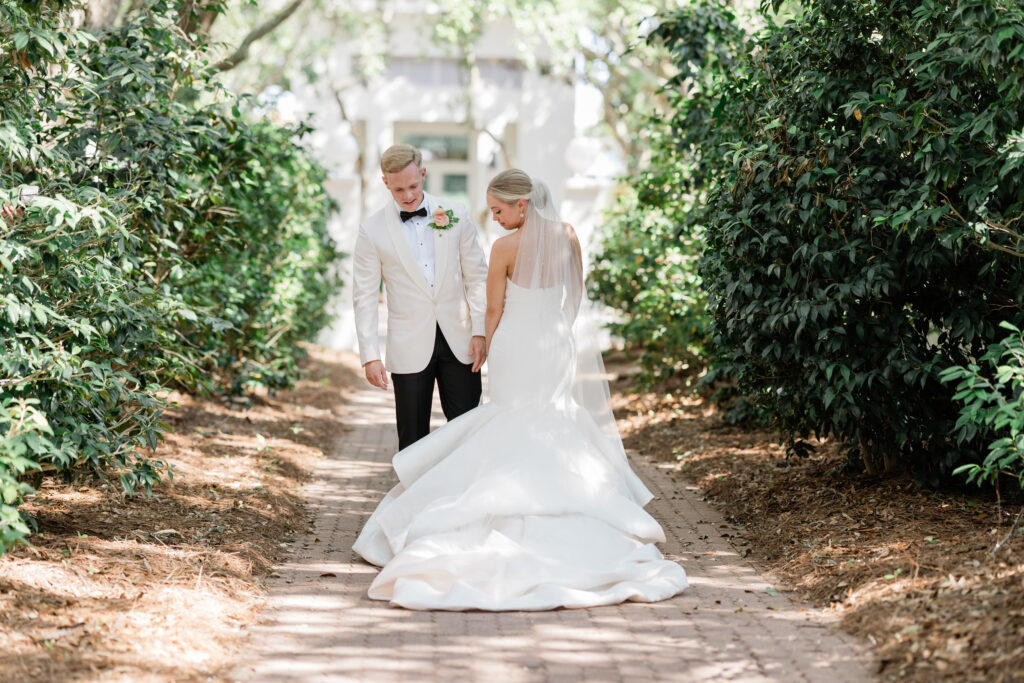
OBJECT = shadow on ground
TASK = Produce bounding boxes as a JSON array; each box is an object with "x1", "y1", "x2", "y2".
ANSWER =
[
  {"x1": 0, "y1": 346, "x2": 363, "y2": 682},
  {"x1": 611, "y1": 367, "x2": 1024, "y2": 682},
  {"x1": 234, "y1": 384, "x2": 873, "y2": 682}
]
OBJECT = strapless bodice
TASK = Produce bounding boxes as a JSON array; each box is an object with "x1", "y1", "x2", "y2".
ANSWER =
[{"x1": 487, "y1": 278, "x2": 574, "y2": 407}]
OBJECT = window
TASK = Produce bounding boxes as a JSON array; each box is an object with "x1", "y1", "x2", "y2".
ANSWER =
[
  {"x1": 386, "y1": 57, "x2": 524, "y2": 89},
  {"x1": 396, "y1": 123, "x2": 474, "y2": 209},
  {"x1": 386, "y1": 58, "x2": 462, "y2": 87},
  {"x1": 402, "y1": 134, "x2": 469, "y2": 161},
  {"x1": 442, "y1": 173, "x2": 469, "y2": 196}
]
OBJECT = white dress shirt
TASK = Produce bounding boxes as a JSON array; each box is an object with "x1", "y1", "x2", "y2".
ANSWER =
[{"x1": 399, "y1": 198, "x2": 436, "y2": 292}]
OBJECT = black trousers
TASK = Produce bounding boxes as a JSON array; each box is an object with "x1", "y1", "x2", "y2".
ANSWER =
[{"x1": 391, "y1": 325, "x2": 482, "y2": 450}]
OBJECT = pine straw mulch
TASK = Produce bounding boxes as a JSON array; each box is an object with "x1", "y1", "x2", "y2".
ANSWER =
[
  {"x1": 0, "y1": 345, "x2": 363, "y2": 682},
  {"x1": 611, "y1": 364, "x2": 1024, "y2": 683}
]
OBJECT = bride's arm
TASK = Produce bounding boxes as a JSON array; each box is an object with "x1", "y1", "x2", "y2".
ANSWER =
[
  {"x1": 484, "y1": 238, "x2": 513, "y2": 353},
  {"x1": 566, "y1": 224, "x2": 584, "y2": 322}
]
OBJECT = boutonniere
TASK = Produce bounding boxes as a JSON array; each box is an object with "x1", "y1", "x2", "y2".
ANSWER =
[{"x1": 429, "y1": 206, "x2": 458, "y2": 232}]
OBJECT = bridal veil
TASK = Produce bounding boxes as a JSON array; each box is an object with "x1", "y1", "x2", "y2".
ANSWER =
[{"x1": 512, "y1": 177, "x2": 628, "y2": 466}]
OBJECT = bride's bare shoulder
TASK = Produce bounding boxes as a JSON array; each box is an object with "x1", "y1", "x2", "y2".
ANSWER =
[
  {"x1": 490, "y1": 232, "x2": 518, "y2": 259},
  {"x1": 493, "y1": 231, "x2": 519, "y2": 249}
]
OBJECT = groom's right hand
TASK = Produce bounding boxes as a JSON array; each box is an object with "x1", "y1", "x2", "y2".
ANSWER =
[{"x1": 364, "y1": 360, "x2": 388, "y2": 390}]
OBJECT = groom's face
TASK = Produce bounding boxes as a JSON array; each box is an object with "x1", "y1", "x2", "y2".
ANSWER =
[{"x1": 383, "y1": 162, "x2": 427, "y2": 211}]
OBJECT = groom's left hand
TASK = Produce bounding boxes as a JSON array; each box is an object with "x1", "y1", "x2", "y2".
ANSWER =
[{"x1": 469, "y1": 336, "x2": 486, "y2": 372}]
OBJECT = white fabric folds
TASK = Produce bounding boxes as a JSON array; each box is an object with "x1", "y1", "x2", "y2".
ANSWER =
[{"x1": 352, "y1": 179, "x2": 688, "y2": 611}]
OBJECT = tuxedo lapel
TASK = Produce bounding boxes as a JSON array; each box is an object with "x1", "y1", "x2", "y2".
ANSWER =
[
  {"x1": 427, "y1": 194, "x2": 449, "y2": 298},
  {"x1": 386, "y1": 203, "x2": 433, "y2": 296}
]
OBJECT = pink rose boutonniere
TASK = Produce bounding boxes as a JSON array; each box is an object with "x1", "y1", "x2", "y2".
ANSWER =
[{"x1": 429, "y1": 206, "x2": 459, "y2": 232}]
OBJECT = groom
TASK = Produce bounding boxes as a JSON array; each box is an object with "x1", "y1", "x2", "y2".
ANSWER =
[{"x1": 352, "y1": 144, "x2": 489, "y2": 450}]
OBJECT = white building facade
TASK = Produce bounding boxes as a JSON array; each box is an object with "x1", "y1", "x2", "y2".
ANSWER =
[{"x1": 272, "y1": 7, "x2": 612, "y2": 351}]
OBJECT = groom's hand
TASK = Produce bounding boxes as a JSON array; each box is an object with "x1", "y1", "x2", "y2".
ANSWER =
[
  {"x1": 364, "y1": 360, "x2": 388, "y2": 390},
  {"x1": 469, "y1": 336, "x2": 486, "y2": 372}
]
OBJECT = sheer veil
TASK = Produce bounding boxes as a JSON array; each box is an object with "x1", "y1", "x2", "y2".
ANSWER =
[{"x1": 510, "y1": 178, "x2": 628, "y2": 460}]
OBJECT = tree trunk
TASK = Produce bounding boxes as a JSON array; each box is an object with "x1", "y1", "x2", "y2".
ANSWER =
[
  {"x1": 859, "y1": 437, "x2": 902, "y2": 475},
  {"x1": 178, "y1": 0, "x2": 220, "y2": 37},
  {"x1": 859, "y1": 437, "x2": 884, "y2": 475}
]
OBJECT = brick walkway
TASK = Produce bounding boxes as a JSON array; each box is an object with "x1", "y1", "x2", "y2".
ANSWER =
[{"x1": 230, "y1": 385, "x2": 875, "y2": 682}]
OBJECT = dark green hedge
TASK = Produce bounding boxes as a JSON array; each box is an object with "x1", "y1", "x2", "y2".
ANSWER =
[
  {"x1": 0, "y1": 0, "x2": 340, "y2": 551},
  {"x1": 701, "y1": 0, "x2": 1024, "y2": 480},
  {"x1": 598, "y1": 0, "x2": 1024, "y2": 484},
  {"x1": 589, "y1": 0, "x2": 743, "y2": 381}
]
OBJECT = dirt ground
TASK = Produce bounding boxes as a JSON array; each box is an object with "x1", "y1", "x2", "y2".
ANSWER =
[
  {"x1": 610, "y1": 363, "x2": 1024, "y2": 683},
  {"x1": 0, "y1": 346, "x2": 362, "y2": 682}
]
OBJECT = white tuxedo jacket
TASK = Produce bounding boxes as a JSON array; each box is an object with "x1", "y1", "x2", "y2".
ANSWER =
[{"x1": 352, "y1": 193, "x2": 489, "y2": 374}]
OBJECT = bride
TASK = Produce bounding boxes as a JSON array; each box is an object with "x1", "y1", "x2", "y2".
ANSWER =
[{"x1": 352, "y1": 169, "x2": 688, "y2": 610}]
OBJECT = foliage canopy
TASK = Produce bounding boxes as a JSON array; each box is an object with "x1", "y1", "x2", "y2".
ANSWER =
[
  {"x1": 598, "y1": 0, "x2": 1024, "y2": 484},
  {"x1": 0, "y1": 0, "x2": 339, "y2": 552}
]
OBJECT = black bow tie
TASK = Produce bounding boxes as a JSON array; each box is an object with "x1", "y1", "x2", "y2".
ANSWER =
[{"x1": 400, "y1": 207, "x2": 428, "y2": 222}]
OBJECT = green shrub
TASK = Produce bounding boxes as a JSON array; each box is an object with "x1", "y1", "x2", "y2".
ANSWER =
[
  {"x1": 590, "y1": 181, "x2": 708, "y2": 380},
  {"x1": 941, "y1": 322, "x2": 1024, "y2": 491},
  {"x1": 590, "y1": 0, "x2": 745, "y2": 380},
  {"x1": 0, "y1": 0, "x2": 339, "y2": 552},
  {"x1": 697, "y1": 0, "x2": 1024, "y2": 479}
]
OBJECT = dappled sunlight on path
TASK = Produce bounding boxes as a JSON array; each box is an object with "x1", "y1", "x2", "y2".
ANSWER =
[{"x1": 231, "y1": 386, "x2": 874, "y2": 682}]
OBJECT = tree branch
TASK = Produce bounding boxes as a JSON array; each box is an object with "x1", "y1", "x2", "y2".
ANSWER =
[
  {"x1": 214, "y1": 0, "x2": 307, "y2": 72},
  {"x1": 478, "y1": 127, "x2": 512, "y2": 168},
  {"x1": 329, "y1": 81, "x2": 370, "y2": 221}
]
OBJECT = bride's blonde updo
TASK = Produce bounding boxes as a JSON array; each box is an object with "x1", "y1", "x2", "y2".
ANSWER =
[{"x1": 487, "y1": 169, "x2": 532, "y2": 204}]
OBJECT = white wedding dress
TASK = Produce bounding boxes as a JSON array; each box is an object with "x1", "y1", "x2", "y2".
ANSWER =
[{"x1": 352, "y1": 271, "x2": 689, "y2": 610}]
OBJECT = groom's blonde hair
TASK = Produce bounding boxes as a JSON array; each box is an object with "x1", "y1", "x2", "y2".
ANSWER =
[
  {"x1": 487, "y1": 169, "x2": 532, "y2": 203},
  {"x1": 380, "y1": 144, "x2": 423, "y2": 174}
]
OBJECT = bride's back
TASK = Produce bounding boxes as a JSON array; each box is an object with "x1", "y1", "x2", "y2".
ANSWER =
[
  {"x1": 509, "y1": 222, "x2": 583, "y2": 292},
  {"x1": 486, "y1": 173, "x2": 583, "y2": 407},
  {"x1": 488, "y1": 277, "x2": 575, "y2": 408}
]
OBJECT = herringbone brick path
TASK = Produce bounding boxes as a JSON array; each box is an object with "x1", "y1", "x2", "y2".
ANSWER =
[{"x1": 230, "y1": 385, "x2": 875, "y2": 682}]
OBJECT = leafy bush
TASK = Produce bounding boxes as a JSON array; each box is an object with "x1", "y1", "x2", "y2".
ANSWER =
[
  {"x1": 590, "y1": 178, "x2": 708, "y2": 380},
  {"x1": 590, "y1": 0, "x2": 745, "y2": 380},
  {"x1": 697, "y1": 0, "x2": 1024, "y2": 479},
  {"x1": 599, "y1": 0, "x2": 1024, "y2": 481},
  {"x1": 0, "y1": 0, "x2": 339, "y2": 552},
  {"x1": 941, "y1": 322, "x2": 1024, "y2": 491}
]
